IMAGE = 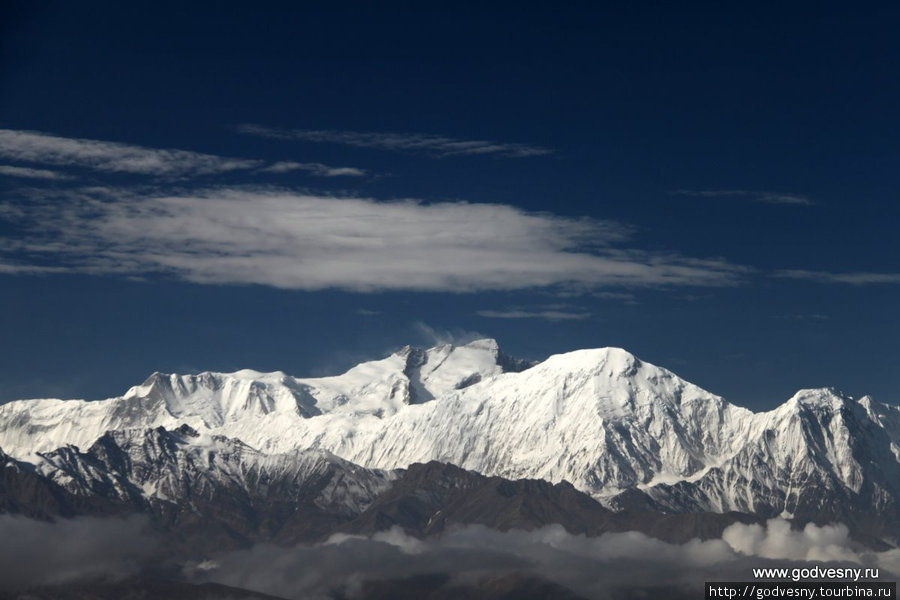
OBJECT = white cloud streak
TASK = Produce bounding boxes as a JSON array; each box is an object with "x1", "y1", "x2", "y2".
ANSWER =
[
  {"x1": 0, "y1": 164, "x2": 74, "y2": 180},
  {"x1": 0, "y1": 129, "x2": 370, "y2": 180},
  {"x1": 477, "y1": 307, "x2": 591, "y2": 321},
  {"x1": 237, "y1": 124, "x2": 553, "y2": 158},
  {"x1": 777, "y1": 270, "x2": 900, "y2": 285},
  {"x1": 0, "y1": 262, "x2": 67, "y2": 275},
  {"x1": 773, "y1": 313, "x2": 831, "y2": 321},
  {"x1": 593, "y1": 291, "x2": 635, "y2": 301},
  {"x1": 0, "y1": 129, "x2": 262, "y2": 177},
  {"x1": 0, "y1": 187, "x2": 746, "y2": 292},
  {"x1": 260, "y1": 161, "x2": 368, "y2": 177},
  {"x1": 674, "y1": 189, "x2": 815, "y2": 206}
]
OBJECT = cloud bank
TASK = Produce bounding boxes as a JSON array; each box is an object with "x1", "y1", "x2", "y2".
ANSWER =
[
  {"x1": 0, "y1": 187, "x2": 745, "y2": 292},
  {"x1": 1, "y1": 514, "x2": 897, "y2": 599},
  {"x1": 0, "y1": 514, "x2": 157, "y2": 591},
  {"x1": 191, "y1": 520, "x2": 900, "y2": 600},
  {"x1": 237, "y1": 124, "x2": 553, "y2": 158}
]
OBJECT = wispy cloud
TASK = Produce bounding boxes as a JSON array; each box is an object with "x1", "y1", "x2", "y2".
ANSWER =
[
  {"x1": 0, "y1": 129, "x2": 370, "y2": 181},
  {"x1": 260, "y1": 161, "x2": 367, "y2": 177},
  {"x1": 477, "y1": 305, "x2": 591, "y2": 321},
  {"x1": 0, "y1": 262, "x2": 67, "y2": 275},
  {"x1": 773, "y1": 313, "x2": 831, "y2": 321},
  {"x1": 776, "y1": 269, "x2": 900, "y2": 285},
  {"x1": 0, "y1": 164, "x2": 74, "y2": 180},
  {"x1": 412, "y1": 322, "x2": 489, "y2": 347},
  {"x1": 237, "y1": 124, "x2": 553, "y2": 158},
  {"x1": 0, "y1": 187, "x2": 746, "y2": 292},
  {"x1": 0, "y1": 129, "x2": 262, "y2": 177},
  {"x1": 593, "y1": 291, "x2": 635, "y2": 301},
  {"x1": 673, "y1": 189, "x2": 815, "y2": 206}
]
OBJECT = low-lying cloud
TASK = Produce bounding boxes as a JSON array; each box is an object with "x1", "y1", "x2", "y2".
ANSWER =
[
  {"x1": 190, "y1": 520, "x2": 900, "y2": 600},
  {"x1": 0, "y1": 514, "x2": 157, "y2": 591},
  {"x1": 0, "y1": 187, "x2": 746, "y2": 292},
  {"x1": 1, "y1": 515, "x2": 897, "y2": 599},
  {"x1": 723, "y1": 519, "x2": 859, "y2": 563}
]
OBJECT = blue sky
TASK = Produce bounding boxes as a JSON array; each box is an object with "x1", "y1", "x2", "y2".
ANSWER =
[{"x1": 1, "y1": 2, "x2": 898, "y2": 409}]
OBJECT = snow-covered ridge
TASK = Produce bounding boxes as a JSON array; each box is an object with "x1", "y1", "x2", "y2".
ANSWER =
[
  {"x1": 36, "y1": 424, "x2": 397, "y2": 516},
  {"x1": 2, "y1": 338, "x2": 899, "y2": 519},
  {"x1": 0, "y1": 338, "x2": 530, "y2": 459}
]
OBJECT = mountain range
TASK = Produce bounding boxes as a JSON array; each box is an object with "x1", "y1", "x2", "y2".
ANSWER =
[{"x1": 2, "y1": 338, "x2": 899, "y2": 595}]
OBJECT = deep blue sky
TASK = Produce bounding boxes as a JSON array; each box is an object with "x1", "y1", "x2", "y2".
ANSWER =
[{"x1": 1, "y1": 2, "x2": 898, "y2": 409}]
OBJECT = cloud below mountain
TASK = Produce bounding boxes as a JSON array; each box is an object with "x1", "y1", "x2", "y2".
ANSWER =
[
  {"x1": 0, "y1": 514, "x2": 157, "y2": 591},
  {"x1": 192, "y1": 520, "x2": 900, "y2": 600},
  {"x1": 1, "y1": 512, "x2": 897, "y2": 599}
]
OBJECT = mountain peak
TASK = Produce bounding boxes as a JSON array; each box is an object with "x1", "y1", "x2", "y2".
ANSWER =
[
  {"x1": 143, "y1": 371, "x2": 165, "y2": 384},
  {"x1": 785, "y1": 388, "x2": 851, "y2": 411},
  {"x1": 538, "y1": 346, "x2": 645, "y2": 378}
]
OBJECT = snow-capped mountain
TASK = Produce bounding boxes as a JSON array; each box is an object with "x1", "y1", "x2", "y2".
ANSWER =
[
  {"x1": 0, "y1": 338, "x2": 530, "y2": 460},
  {"x1": 643, "y1": 388, "x2": 900, "y2": 528},
  {"x1": 37, "y1": 425, "x2": 396, "y2": 517},
  {"x1": 28, "y1": 424, "x2": 397, "y2": 550},
  {"x1": 3, "y1": 424, "x2": 755, "y2": 550},
  {"x1": 2, "y1": 338, "x2": 900, "y2": 540}
]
